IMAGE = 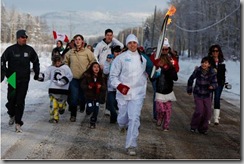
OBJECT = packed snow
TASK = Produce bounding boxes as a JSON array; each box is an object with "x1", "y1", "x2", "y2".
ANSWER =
[
  {"x1": 0, "y1": 44, "x2": 240, "y2": 117},
  {"x1": 178, "y1": 55, "x2": 240, "y2": 108}
]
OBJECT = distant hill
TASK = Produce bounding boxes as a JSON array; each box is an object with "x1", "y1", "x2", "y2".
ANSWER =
[{"x1": 40, "y1": 10, "x2": 151, "y2": 39}]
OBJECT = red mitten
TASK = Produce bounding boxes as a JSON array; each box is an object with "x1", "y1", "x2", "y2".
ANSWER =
[
  {"x1": 150, "y1": 54, "x2": 160, "y2": 69},
  {"x1": 95, "y1": 82, "x2": 101, "y2": 88},
  {"x1": 173, "y1": 59, "x2": 179, "y2": 72},
  {"x1": 88, "y1": 82, "x2": 95, "y2": 88},
  {"x1": 170, "y1": 56, "x2": 179, "y2": 72},
  {"x1": 117, "y1": 83, "x2": 130, "y2": 95},
  {"x1": 95, "y1": 82, "x2": 101, "y2": 94}
]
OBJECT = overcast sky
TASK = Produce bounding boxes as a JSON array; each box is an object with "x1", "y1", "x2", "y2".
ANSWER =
[{"x1": 2, "y1": 0, "x2": 169, "y2": 16}]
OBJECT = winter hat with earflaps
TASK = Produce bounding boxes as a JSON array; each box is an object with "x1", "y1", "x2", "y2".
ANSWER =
[
  {"x1": 163, "y1": 38, "x2": 170, "y2": 47},
  {"x1": 126, "y1": 34, "x2": 138, "y2": 45}
]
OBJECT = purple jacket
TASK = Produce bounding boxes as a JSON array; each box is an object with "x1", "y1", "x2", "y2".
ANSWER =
[{"x1": 187, "y1": 66, "x2": 218, "y2": 98}]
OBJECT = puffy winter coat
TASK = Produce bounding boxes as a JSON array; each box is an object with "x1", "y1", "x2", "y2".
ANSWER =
[
  {"x1": 209, "y1": 58, "x2": 226, "y2": 86},
  {"x1": 80, "y1": 72, "x2": 107, "y2": 101},
  {"x1": 1, "y1": 43, "x2": 40, "y2": 82},
  {"x1": 187, "y1": 66, "x2": 218, "y2": 98},
  {"x1": 156, "y1": 65, "x2": 178, "y2": 94},
  {"x1": 42, "y1": 64, "x2": 73, "y2": 96},
  {"x1": 110, "y1": 50, "x2": 147, "y2": 100},
  {"x1": 64, "y1": 47, "x2": 96, "y2": 79},
  {"x1": 94, "y1": 38, "x2": 124, "y2": 67}
]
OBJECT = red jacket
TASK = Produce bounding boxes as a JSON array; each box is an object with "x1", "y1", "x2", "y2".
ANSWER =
[{"x1": 150, "y1": 52, "x2": 179, "y2": 72}]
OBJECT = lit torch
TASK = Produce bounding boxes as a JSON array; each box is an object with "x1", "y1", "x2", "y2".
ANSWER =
[{"x1": 150, "y1": 5, "x2": 177, "y2": 78}]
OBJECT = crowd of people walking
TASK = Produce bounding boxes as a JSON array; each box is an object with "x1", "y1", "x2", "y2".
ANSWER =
[{"x1": 1, "y1": 28, "x2": 228, "y2": 156}]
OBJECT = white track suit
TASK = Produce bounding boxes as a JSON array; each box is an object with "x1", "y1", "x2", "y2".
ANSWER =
[{"x1": 110, "y1": 50, "x2": 147, "y2": 149}]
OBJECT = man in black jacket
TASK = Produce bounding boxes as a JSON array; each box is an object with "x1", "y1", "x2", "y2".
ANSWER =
[{"x1": 1, "y1": 29, "x2": 40, "y2": 133}]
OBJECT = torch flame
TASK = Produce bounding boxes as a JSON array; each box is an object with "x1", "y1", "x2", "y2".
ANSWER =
[
  {"x1": 166, "y1": 5, "x2": 176, "y2": 16},
  {"x1": 167, "y1": 18, "x2": 172, "y2": 25},
  {"x1": 165, "y1": 5, "x2": 176, "y2": 25}
]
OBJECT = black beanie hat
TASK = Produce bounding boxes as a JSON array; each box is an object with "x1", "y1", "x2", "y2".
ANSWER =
[{"x1": 16, "y1": 30, "x2": 28, "y2": 39}]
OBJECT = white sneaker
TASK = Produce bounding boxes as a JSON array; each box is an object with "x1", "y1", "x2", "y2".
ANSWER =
[
  {"x1": 104, "y1": 109, "x2": 111, "y2": 116},
  {"x1": 15, "y1": 124, "x2": 23, "y2": 133},
  {"x1": 127, "y1": 147, "x2": 136, "y2": 156},
  {"x1": 9, "y1": 116, "x2": 15, "y2": 125}
]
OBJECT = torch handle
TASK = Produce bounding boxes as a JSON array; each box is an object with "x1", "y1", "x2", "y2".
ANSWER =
[{"x1": 150, "y1": 66, "x2": 156, "y2": 79}]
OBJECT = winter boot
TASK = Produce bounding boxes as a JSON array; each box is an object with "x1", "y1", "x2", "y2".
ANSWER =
[
  {"x1": 90, "y1": 122, "x2": 96, "y2": 129},
  {"x1": 15, "y1": 124, "x2": 23, "y2": 133},
  {"x1": 213, "y1": 109, "x2": 220, "y2": 125},
  {"x1": 90, "y1": 117, "x2": 96, "y2": 128},
  {"x1": 9, "y1": 116, "x2": 15, "y2": 125}
]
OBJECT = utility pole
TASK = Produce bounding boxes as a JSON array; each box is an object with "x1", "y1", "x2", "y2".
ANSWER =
[
  {"x1": 69, "y1": 13, "x2": 72, "y2": 39},
  {"x1": 151, "y1": 6, "x2": 156, "y2": 47}
]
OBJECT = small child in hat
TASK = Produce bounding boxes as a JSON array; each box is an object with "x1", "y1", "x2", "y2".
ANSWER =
[{"x1": 38, "y1": 55, "x2": 73, "y2": 123}]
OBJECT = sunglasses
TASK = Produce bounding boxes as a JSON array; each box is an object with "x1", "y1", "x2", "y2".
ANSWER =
[
  {"x1": 20, "y1": 36, "x2": 27, "y2": 39},
  {"x1": 212, "y1": 50, "x2": 219, "y2": 52},
  {"x1": 162, "y1": 48, "x2": 169, "y2": 51}
]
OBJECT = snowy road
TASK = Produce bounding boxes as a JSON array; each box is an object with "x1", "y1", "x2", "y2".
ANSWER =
[{"x1": 0, "y1": 76, "x2": 240, "y2": 160}]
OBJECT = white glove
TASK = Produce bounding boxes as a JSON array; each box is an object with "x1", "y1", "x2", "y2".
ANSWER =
[
  {"x1": 37, "y1": 73, "x2": 44, "y2": 81},
  {"x1": 54, "y1": 79, "x2": 66, "y2": 86}
]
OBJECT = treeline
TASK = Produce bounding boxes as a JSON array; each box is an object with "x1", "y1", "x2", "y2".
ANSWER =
[
  {"x1": 1, "y1": 4, "x2": 52, "y2": 44},
  {"x1": 1, "y1": 1, "x2": 240, "y2": 60},
  {"x1": 90, "y1": 0, "x2": 240, "y2": 60},
  {"x1": 170, "y1": 0, "x2": 240, "y2": 60}
]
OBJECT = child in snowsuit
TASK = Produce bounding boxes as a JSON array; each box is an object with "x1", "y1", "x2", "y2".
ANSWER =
[
  {"x1": 187, "y1": 56, "x2": 218, "y2": 134},
  {"x1": 38, "y1": 55, "x2": 73, "y2": 123},
  {"x1": 80, "y1": 62, "x2": 107, "y2": 128},
  {"x1": 154, "y1": 53, "x2": 178, "y2": 131}
]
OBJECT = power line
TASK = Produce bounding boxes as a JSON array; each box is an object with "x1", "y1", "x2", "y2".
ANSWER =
[{"x1": 173, "y1": 4, "x2": 240, "y2": 33}]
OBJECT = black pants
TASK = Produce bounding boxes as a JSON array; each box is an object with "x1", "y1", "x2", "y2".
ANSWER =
[{"x1": 6, "y1": 80, "x2": 29, "y2": 125}]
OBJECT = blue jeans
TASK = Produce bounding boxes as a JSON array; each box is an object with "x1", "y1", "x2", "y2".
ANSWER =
[
  {"x1": 69, "y1": 78, "x2": 85, "y2": 117},
  {"x1": 107, "y1": 91, "x2": 118, "y2": 122},
  {"x1": 213, "y1": 85, "x2": 224, "y2": 109},
  {"x1": 86, "y1": 100, "x2": 99, "y2": 123}
]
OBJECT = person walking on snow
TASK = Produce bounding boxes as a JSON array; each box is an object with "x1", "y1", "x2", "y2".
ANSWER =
[
  {"x1": 37, "y1": 55, "x2": 73, "y2": 123},
  {"x1": 51, "y1": 40, "x2": 64, "y2": 60},
  {"x1": 207, "y1": 44, "x2": 227, "y2": 125},
  {"x1": 1, "y1": 29, "x2": 40, "y2": 133},
  {"x1": 109, "y1": 34, "x2": 148, "y2": 156},
  {"x1": 149, "y1": 38, "x2": 179, "y2": 122},
  {"x1": 64, "y1": 34, "x2": 96, "y2": 122},
  {"x1": 94, "y1": 28, "x2": 124, "y2": 70},
  {"x1": 80, "y1": 62, "x2": 107, "y2": 128},
  {"x1": 187, "y1": 56, "x2": 218, "y2": 135},
  {"x1": 151, "y1": 39, "x2": 178, "y2": 131},
  {"x1": 103, "y1": 45, "x2": 122, "y2": 123},
  {"x1": 94, "y1": 29, "x2": 124, "y2": 116}
]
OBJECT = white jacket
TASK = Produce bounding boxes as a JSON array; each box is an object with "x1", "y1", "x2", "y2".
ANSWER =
[
  {"x1": 109, "y1": 50, "x2": 147, "y2": 100},
  {"x1": 103, "y1": 60, "x2": 115, "y2": 92},
  {"x1": 94, "y1": 38, "x2": 124, "y2": 67},
  {"x1": 42, "y1": 64, "x2": 73, "y2": 96}
]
